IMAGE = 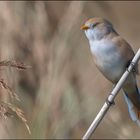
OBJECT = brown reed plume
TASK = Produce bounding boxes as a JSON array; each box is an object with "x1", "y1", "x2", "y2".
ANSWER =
[{"x1": 0, "y1": 60, "x2": 31, "y2": 134}]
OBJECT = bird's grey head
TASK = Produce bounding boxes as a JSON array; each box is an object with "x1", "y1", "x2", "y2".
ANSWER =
[{"x1": 81, "y1": 18, "x2": 115, "y2": 41}]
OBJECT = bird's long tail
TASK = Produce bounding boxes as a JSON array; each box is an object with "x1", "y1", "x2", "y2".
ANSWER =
[{"x1": 123, "y1": 92, "x2": 140, "y2": 126}]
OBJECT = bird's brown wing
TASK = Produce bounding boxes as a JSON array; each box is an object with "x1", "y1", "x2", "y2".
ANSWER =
[
  {"x1": 112, "y1": 36, "x2": 139, "y2": 75},
  {"x1": 112, "y1": 36, "x2": 140, "y2": 110}
]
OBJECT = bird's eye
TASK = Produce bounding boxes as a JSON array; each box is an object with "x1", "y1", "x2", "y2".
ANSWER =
[{"x1": 92, "y1": 23, "x2": 99, "y2": 28}]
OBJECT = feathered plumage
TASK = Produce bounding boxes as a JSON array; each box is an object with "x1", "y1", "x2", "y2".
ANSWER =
[{"x1": 81, "y1": 17, "x2": 140, "y2": 126}]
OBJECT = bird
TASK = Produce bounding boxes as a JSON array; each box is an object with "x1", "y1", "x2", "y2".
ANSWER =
[{"x1": 81, "y1": 17, "x2": 140, "y2": 126}]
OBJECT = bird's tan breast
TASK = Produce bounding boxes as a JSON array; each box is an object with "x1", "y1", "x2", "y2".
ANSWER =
[{"x1": 89, "y1": 39, "x2": 126, "y2": 83}]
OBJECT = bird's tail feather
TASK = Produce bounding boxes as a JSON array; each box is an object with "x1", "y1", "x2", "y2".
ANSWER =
[{"x1": 123, "y1": 92, "x2": 140, "y2": 126}]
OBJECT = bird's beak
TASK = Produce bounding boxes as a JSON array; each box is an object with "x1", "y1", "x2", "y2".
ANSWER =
[{"x1": 81, "y1": 25, "x2": 89, "y2": 30}]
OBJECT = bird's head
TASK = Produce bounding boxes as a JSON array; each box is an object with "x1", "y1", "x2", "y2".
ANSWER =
[{"x1": 81, "y1": 17, "x2": 114, "y2": 41}]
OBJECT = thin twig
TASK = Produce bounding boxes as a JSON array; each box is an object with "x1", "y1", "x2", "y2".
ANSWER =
[
  {"x1": 0, "y1": 60, "x2": 31, "y2": 70},
  {"x1": 0, "y1": 79, "x2": 20, "y2": 101},
  {"x1": 82, "y1": 48, "x2": 140, "y2": 140}
]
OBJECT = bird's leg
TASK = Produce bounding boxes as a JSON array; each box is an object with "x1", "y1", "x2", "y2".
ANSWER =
[{"x1": 126, "y1": 60, "x2": 136, "y2": 73}]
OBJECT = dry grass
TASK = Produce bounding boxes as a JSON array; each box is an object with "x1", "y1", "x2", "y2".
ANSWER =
[{"x1": 0, "y1": 60, "x2": 30, "y2": 135}]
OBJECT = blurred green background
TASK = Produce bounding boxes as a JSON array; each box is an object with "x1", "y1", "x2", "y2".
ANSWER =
[{"x1": 0, "y1": 1, "x2": 140, "y2": 139}]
